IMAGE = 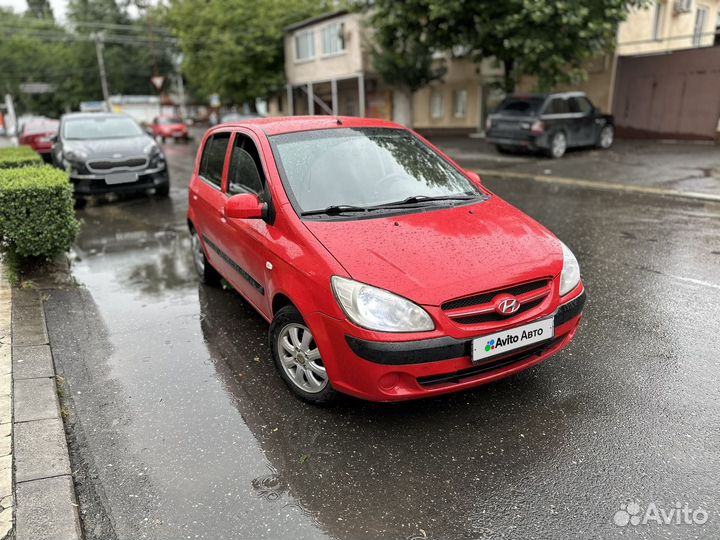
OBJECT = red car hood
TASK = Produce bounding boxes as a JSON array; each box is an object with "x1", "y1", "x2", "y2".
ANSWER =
[{"x1": 303, "y1": 197, "x2": 563, "y2": 306}]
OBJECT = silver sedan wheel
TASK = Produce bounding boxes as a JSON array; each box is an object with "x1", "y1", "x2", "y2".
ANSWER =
[
  {"x1": 600, "y1": 125, "x2": 614, "y2": 149},
  {"x1": 551, "y1": 132, "x2": 567, "y2": 158},
  {"x1": 277, "y1": 323, "x2": 328, "y2": 393},
  {"x1": 190, "y1": 231, "x2": 205, "y2": 276}
]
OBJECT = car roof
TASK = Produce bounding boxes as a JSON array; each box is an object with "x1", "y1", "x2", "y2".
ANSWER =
[
  {"x1": 61, "y1": 112, "x2": 130, "y2": 121},
  {"x1": 217, "y1": 115, "x2": 405, "y2": 137},
  {"x1": 508, "y1": 91, "x2": 587, "y2": 101}
]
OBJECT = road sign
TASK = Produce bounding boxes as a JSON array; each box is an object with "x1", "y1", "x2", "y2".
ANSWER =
[
  {"x1": 151, "y1": 76, "x2": 165, "y2": 91},
  {"x1": 20, "y1": 83, "x2": 55, "y2": 94},
  {"x1": 210, "y1": 94, "x2": 220, "y2": 107}
]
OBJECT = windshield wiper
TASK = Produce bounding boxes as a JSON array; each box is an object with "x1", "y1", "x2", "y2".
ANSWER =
[
  {"x1": 372, "y1": 194, "x2": 479, "y2": 208},
  {"x1": 300, "y1": 204, "x2": 372, "y2": 217}
]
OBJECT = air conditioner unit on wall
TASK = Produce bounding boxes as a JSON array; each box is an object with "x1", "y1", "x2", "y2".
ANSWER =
[{"x1": 673, "y1": 0, "x2": 693, "y2": 14}]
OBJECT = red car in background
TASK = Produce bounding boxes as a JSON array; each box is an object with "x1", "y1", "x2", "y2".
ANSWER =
[
  {"x1": 187, "y1": 117, "x2": 585, "y2": 404},
  {"x1": 151, "y1": 116, "x2": 189, "y2": 142},
  {"x1": 19, "y1": 118, "x2": 59, "y2": 160}
]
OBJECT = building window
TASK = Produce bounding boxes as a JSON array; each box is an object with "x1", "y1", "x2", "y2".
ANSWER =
[
  {"x1": 295, "y1": 30, "x2": 315, "y2": 61},
  {"x1": 693, "y1": 6, "x2": 708, "y2": 46},
  {"x1": 430, "y1": 90, "x2": 444, "y2": 119},
  {"x1": 715, "y1": 12, "x2": 720, "y2": 45},
  {"x1": 321, "y1": 22, "x2": 345, "y2": 56},
  {"x1": 452, "y1": 89, "x2": 467, "y2": 118},
  {"x1": 652, "y1": 1, "x2": 665, "y2": 41}
]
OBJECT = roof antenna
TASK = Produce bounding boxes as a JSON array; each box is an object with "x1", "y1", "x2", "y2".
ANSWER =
[{"x1": 336, "y1": 117, "x2": 343, "y2": 125}]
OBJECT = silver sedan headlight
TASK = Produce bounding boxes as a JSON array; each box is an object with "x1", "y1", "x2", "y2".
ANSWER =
[
  {"x1": 331, "y1": 276, "x2": 435, "y2": 332},
  {"x1": 559, "y1": 241, "x2": 581, "y2": 296}
]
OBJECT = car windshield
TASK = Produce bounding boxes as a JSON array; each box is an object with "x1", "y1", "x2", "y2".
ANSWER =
[
  {"x1": 63, "y1": 116, "x2": 143, "y2": 140},
  {"x1": 496, "y1": 97, "x2": 545, "y2": 115},
  {"x1": 158, "y1": 117, "x2": 182, "y2": 125},
  {"x1": 271, "y1": 128, "x2": 482, "y2": 215}
]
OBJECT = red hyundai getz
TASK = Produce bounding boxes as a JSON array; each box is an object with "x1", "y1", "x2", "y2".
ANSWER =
[{"x1": 187, "y1": 117, "x2": 585, "y2": 403}]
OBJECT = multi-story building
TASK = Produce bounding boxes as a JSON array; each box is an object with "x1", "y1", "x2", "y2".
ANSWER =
[{"x1": 274, "y1": 3, "x2": 720, "y2": 139}]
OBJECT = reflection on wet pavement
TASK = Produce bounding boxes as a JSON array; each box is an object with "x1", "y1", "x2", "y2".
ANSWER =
[{"x1": 43, "y1": 143, "x2": 720, "y2": 539}]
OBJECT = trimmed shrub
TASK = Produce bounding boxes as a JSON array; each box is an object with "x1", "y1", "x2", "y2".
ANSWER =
[
  {"x1": 0, "y1": 146, "x2": 44, "y2": 169},
  {"x1": 0, "y1": 166, "x2": 79, "y2": 258}
]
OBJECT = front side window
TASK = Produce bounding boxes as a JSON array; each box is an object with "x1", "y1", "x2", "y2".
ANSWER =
[
  {"x1": 63, "y1": 116, "x2": 142, "y2": 140},
  {"x1": 227, "y1": 134, "x2": 265, "y2": 196},
  {"x1": 271, "y1": 128, "x2": 482, "y2": 216},
  {"x1": 453, "y1": 89, "x2": 467, "y2": 118},
  {"x1": 693, "y1": 6, "x2": 708, "y2": 46},
  {"x1": 568, "y1": 97, "x2": 593, "y2": 114},
  {"x1": 199, "y1": 133, "x2": 230, "y2": 188},
  {"x1": 430, "y1": 91, "x2": 444, "y2": 119},
  {"x1": 295, "y1": 30, "x2": 315, "y2": 61},
  {"x1": 321, "y1": 22, "x2": 345, "y2": 55}
]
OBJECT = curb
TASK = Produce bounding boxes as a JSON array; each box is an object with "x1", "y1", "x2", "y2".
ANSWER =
[
  {"x1": 0, "y1": 267, "x2": 12, "y2": 539},
  {"x1": 474, "y1": 168, "x2": 720, "y2": 204},
  {"x1": 7, "y1": 277, "x2": 82, "y2": 540}
]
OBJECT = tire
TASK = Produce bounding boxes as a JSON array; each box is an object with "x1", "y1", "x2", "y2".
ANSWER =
[
  {"x1": 190, "y1": 228, "x2": 221, "y2": 286},
  {"x1": 270, "y1": 305, "x2": 338, "y2": 404},
  {"x1": 74, "y1": 196, "x2": 87, "y2": 209},
  {"x1": 161, "y1": 136, "x2": 166, "y2": 143},
  {"x1": 155, "y1": 181, "x2": 170, "y2": 198},
  {"x1": 597, "y1": 124, "x2": 614, "y2": 149},
  {"x1": 547, "y1": 131, "x2": 567, "y2": 159}
]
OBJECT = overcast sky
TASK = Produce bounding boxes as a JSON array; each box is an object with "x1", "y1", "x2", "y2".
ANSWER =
[{"x1": 0, "y1": 0, "x2": 68, "y2": 19}]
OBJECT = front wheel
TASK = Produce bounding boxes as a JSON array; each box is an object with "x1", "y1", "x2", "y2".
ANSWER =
[
  {"x1": 270, "y1": 306, "x2": 338, "y2": 404},
  {"x1": 190, "y1": 228, "x2": 221, "y2": 286},
  {"x1": 547, "y1": 131, "x2": 567, "y2": 159},
  {"x1": 597, "y1": 124, "x2": 614, "y2": 149}
]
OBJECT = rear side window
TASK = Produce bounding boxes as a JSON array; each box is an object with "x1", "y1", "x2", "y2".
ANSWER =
[
  {"x1": 199, "y1": 133, "x2": 230, "y2": 187},
  {"x1": 544, "y1": 98, "x2": 570, "y2": 115},
  {"x1": 227, "y1": 134, "x2": 266, "y2": 196}
]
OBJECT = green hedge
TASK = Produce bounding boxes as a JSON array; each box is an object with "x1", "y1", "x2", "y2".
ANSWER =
[
  {"x1": 0, "y1": 146, "x2": 44, "y2": 169},
  {"x1": 0, "y1": 166, "x2": 79, "y2": 258}
]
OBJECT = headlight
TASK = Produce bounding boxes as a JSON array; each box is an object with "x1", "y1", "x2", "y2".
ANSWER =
[
  {"x1": 331, "y1": 276, "x2": 434, "y2": 333},
  {"x1": 143, "y1": 142, "x2": 160, "y2": 155},
  {"x1": 64, "y1": 149, "x2": 87, "y2": 161},
  {"x1": 559, "y1": 241, "x2": 581, "y2": 296}
]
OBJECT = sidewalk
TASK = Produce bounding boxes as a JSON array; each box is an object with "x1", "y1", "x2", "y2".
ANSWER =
[
  {"x1": 429, "y1": 136, "x2": 720, "y2": 201},
  {"x1": 0, "y1": 260, "x2": 82, "y2": 540}
]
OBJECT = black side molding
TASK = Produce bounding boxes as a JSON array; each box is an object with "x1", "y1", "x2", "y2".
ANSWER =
[{"x1": 202, "y1": 235, "x2": 264, "y2": 295}]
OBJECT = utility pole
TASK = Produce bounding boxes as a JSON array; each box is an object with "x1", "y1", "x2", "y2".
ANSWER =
[{"x1": 92, "y1": 32, "x2": 111, "y2": 111}]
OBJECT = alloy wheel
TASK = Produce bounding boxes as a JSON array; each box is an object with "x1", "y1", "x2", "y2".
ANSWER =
[
  {"x1": 551, "y1": 132, "x2": 567, "y2": 158},
  {"x1": 600, "y1": 125, "x2": 614, "y2": 149},
  {"x1": 277, "y1": 323, "x2": 328, "y2": 393}
]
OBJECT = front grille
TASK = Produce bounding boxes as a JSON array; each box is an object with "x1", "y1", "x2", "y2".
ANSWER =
[
  {"x1": 417, "y1": 337, "x2": 563, "y2": 387},
  {"x1": 453, "y1": 297, "x2": 544, "y2": 325},
  {"x1": 88, "y1": 157, "x2": 148, "y2": 171},
  {"x1": 442, "y1": 279, "x2": 549, "y2": 311}
]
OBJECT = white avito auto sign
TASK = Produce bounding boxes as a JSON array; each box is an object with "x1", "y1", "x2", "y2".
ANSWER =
[{"x1": 472, "y1": 316, "x2": 554, "y2": 363}]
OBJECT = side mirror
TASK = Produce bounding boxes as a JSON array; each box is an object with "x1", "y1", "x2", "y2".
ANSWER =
[
  {"x1": 224, "y1": 193, "x2": 266, "y2": 220},
  {"x1": 50, "y1": 134, "x2": 58, "y2": 144},
  {"x1": 465, "y1": 170, "x2": 482, "y2": 186}
]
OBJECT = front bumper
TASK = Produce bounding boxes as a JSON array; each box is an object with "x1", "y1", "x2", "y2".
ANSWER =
[
  {"x1": 308, "y1": 289, "x2": 586, "y2": 402},
  {"x1": 71, "y1": 168, "x2": 169, "y2": 196}
]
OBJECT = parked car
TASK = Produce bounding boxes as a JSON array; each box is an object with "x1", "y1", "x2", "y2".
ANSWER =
[
  {"x1": 18, "y1": 118, "x2": 59, "y2": 161},
  {"x1": 151, "y1": 115, "x2": 189, "y2": 142},
  {"x1": 52, "y1": 112, "x2": 169, "y2": 202},
  {"x1": 485, "y1": 92, "x2": 614, "y2": 158},
  {"x1": 187, "y1": 117, "x2": 586, "y2": 403}
]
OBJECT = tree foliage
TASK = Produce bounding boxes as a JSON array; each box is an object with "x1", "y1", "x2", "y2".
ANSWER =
[
  {"x1": 0, "y1": 0, "x2": 174, "y2": 116},
  {"x1": 369, "y1": 0, "x2": 651, "y2": 92},
  {"x1": 165, "y1": 0, "x2": 329, "y2": 107}
]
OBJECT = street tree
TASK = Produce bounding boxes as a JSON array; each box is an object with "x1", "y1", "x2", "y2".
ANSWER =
[
  {"x1": 367, "y1": 0, "x2": 446, "y2": 126},
  {"x1": 165, "y1": 0, "x2": 329, "y2": 109},
  {"x1": 370, "y1": 0, "x2": 651, "y2": 93}
]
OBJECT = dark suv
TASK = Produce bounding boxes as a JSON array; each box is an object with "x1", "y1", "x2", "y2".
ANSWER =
[
  {"x1": 52, "y1": 112, "x2": 169, "y2": 202},
  {"x1": 485, "y1": 92, "x2": 614, "y2": 158}
]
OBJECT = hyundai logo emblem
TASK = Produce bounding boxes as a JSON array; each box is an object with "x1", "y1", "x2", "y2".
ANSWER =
[{"x1": 495, "y1": 296, "x2": 520, "y2": 315}]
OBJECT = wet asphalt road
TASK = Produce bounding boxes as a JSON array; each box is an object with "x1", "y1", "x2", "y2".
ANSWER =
[{"x1": 43, "y1": 139, "x2": 720, "y2": 539}]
